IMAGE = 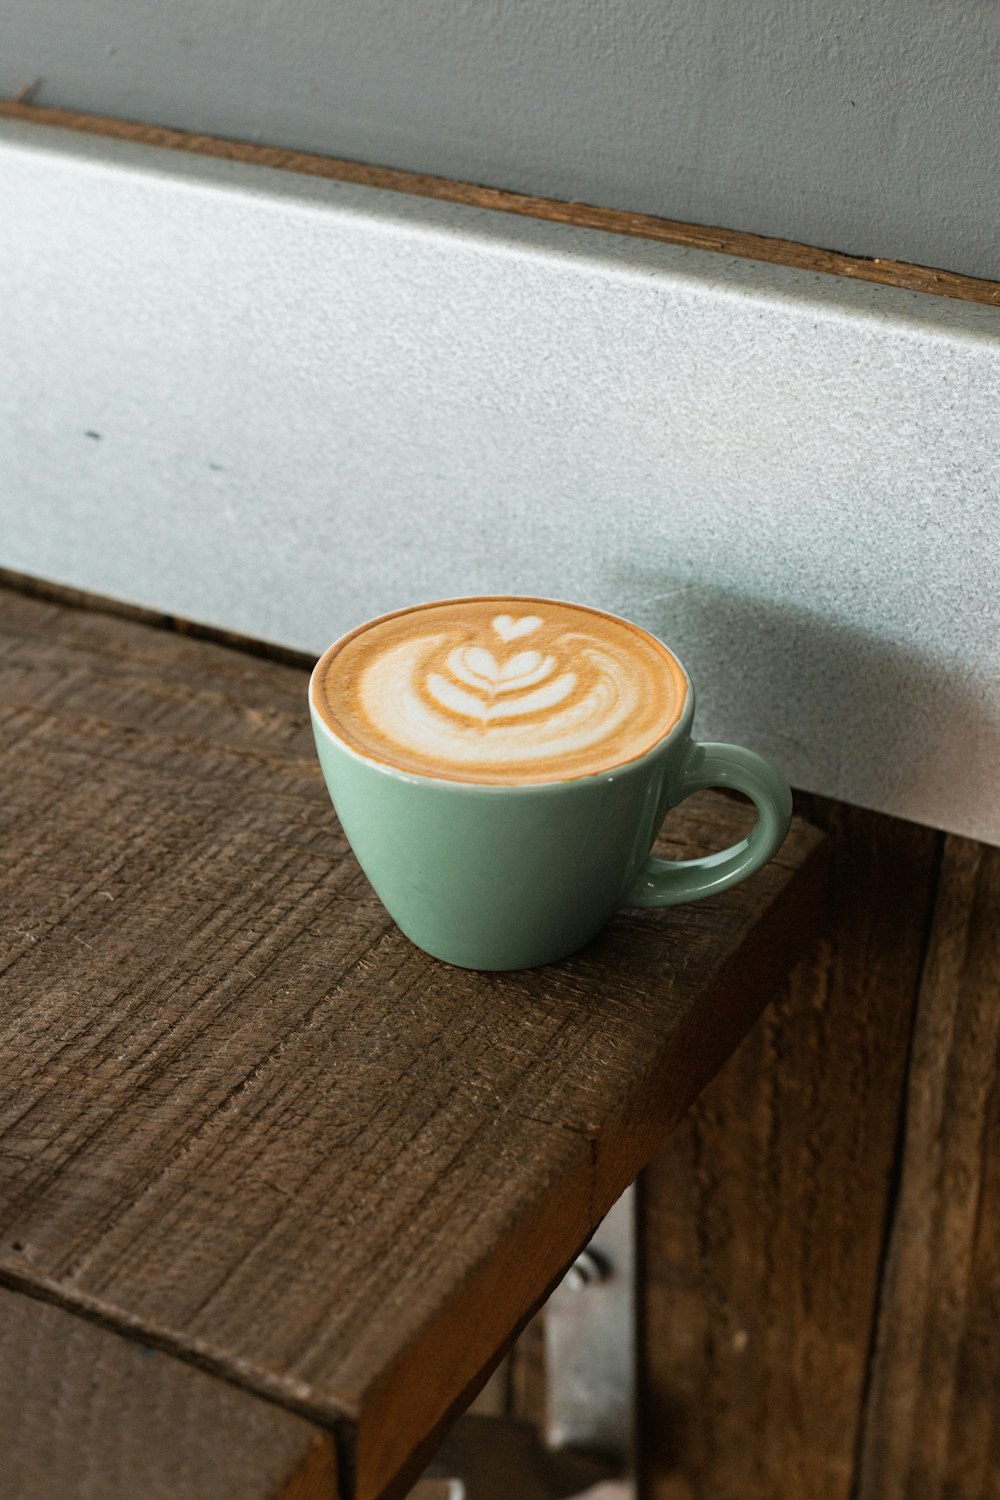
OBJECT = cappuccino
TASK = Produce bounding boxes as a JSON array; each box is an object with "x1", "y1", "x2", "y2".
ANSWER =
[{"x1": 313, "y1": 597, "x2": 687, "y2": 784}]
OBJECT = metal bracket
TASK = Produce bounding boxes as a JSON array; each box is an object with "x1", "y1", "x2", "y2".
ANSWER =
[
  {"x1": 544, "y1": 1184, "x2": 635, "y2": 1500},
  {"x1": 411, "y1": 1186, "x2": 635, "y2": 1500}
]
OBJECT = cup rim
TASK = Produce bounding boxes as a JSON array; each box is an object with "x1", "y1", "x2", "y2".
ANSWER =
[{"x1": 309, "y1": 594, "x2": 694, "y2": 792}]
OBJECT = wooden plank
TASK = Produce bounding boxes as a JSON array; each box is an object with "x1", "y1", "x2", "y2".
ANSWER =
[
  {"x1": 1, "y1": 99, "x2": 998, "y2": 307},
  {"x1": 639, "y1": 794, "x2": 940, "y2": 1500},
  {"x1": 0, "y1": 566, "x2": 316, "y2": 673},
  {"x1": 857, "y1": 836, "x2": 1000, "y2": 1500},
  {"x1": 0, "y1": 1284, "x2": 338, "y2": 1500},
  {"x1": 0, "y1": 585, "x2": 824, "y2": 1500}
]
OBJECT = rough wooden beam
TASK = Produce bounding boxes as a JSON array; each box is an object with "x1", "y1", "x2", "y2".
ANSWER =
[
  {"x1": 0, "y1": 1285, "x2": 339, "y2": 1499},
  {"x1": 0, "y1": 584, "x2": 824, "y2": 1498},
  {"x1": 640, "y1": 794, "x2": 940, "y2": 1499},
  {"x1": 857, "y1": 836, "x2": 1000, "y2": 1500}
]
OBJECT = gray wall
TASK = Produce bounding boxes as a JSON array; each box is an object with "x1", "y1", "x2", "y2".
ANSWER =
[
  {"x1": 3, "y1": 120, "x2": 999, "y2": 843},
  {"x1": 2, "y1": 0, "x2": 999, "y2": 281}
]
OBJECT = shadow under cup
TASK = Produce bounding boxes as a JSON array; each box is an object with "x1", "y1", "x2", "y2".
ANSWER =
[{"x1": 309, "y1": 623, "x2": 792, "y2": 970}]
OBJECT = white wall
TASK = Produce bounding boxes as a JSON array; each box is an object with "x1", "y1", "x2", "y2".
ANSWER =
[
  {"x1": 2, "y1": 0, "x2": 999, "y2": 280},
  {"x1": 2, "y1": 121, "x2": 999, "y2": 842}
]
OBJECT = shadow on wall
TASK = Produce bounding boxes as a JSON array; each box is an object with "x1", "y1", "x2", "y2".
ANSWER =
[{"x1": 615, "y1": 573, "x2": 999, "y2": 841}]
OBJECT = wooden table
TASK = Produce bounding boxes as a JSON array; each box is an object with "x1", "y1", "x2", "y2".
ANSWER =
[{"x1": 0, "y1": 584, "x2": 825, "y2": 1499}]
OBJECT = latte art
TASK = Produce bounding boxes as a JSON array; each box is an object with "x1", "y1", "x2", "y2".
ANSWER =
[{"x1": 314, "y1": 598, "x2": 687, "y2": 784}]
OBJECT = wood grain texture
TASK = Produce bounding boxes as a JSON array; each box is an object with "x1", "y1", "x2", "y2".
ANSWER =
[
  {"x1": 0, "y1": 566, "x2": 316, "y2": 673},
  {"x1": 0, "y1": 1284, "x2": 338, "y2": 1500},
  {"x1": 0, "y1": 585, "x2": 823, "y2": 1499},
  {"x1": 639, "y1": 794, "x2": 941, "y2": 1500},
  {"x1": 857, "y1": 836, "x2": 1000, "y2": 1500},
  {"x1": 1, "y1": 99, "x2": 998, "y2": 308}
]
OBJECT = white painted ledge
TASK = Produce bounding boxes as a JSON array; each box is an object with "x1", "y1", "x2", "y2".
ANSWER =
[{"x1": 1, "y1": 119, "x2": 998, "y2": 842}]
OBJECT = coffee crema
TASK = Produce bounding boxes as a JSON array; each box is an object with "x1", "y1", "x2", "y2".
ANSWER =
[{"x1": 313, "y1": 597, "x2": 687, "y2": 784}]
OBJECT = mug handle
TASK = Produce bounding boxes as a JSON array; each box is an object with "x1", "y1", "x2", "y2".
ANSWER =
[{"x1": 623, "y1": 741, "x2": 793, "y2": 908}]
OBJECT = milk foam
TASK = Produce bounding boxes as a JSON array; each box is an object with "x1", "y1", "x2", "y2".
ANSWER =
[{"x1": 315, "y1": 598, "x2": 687, "y2": 784}]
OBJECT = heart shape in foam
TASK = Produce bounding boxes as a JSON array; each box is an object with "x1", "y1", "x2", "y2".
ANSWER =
[
  {"x1": 463, "y1": 648, "x2": 544, "y2": 684},
  {"x1": 493, "y1": 614, "x2": 542, "y2": 643}
]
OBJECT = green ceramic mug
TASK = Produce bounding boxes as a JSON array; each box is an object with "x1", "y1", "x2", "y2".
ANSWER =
[{"x1": 309, "y1": 596, "x2": 792, "y2": 970}]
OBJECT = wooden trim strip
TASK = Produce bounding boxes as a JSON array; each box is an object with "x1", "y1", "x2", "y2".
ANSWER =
[
  {"x1": 0, "y1": 566, "x2": 316, "y2": 671},
  {"x1": 2, "y1": 98, "x2": 999, "y2": 309}
]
